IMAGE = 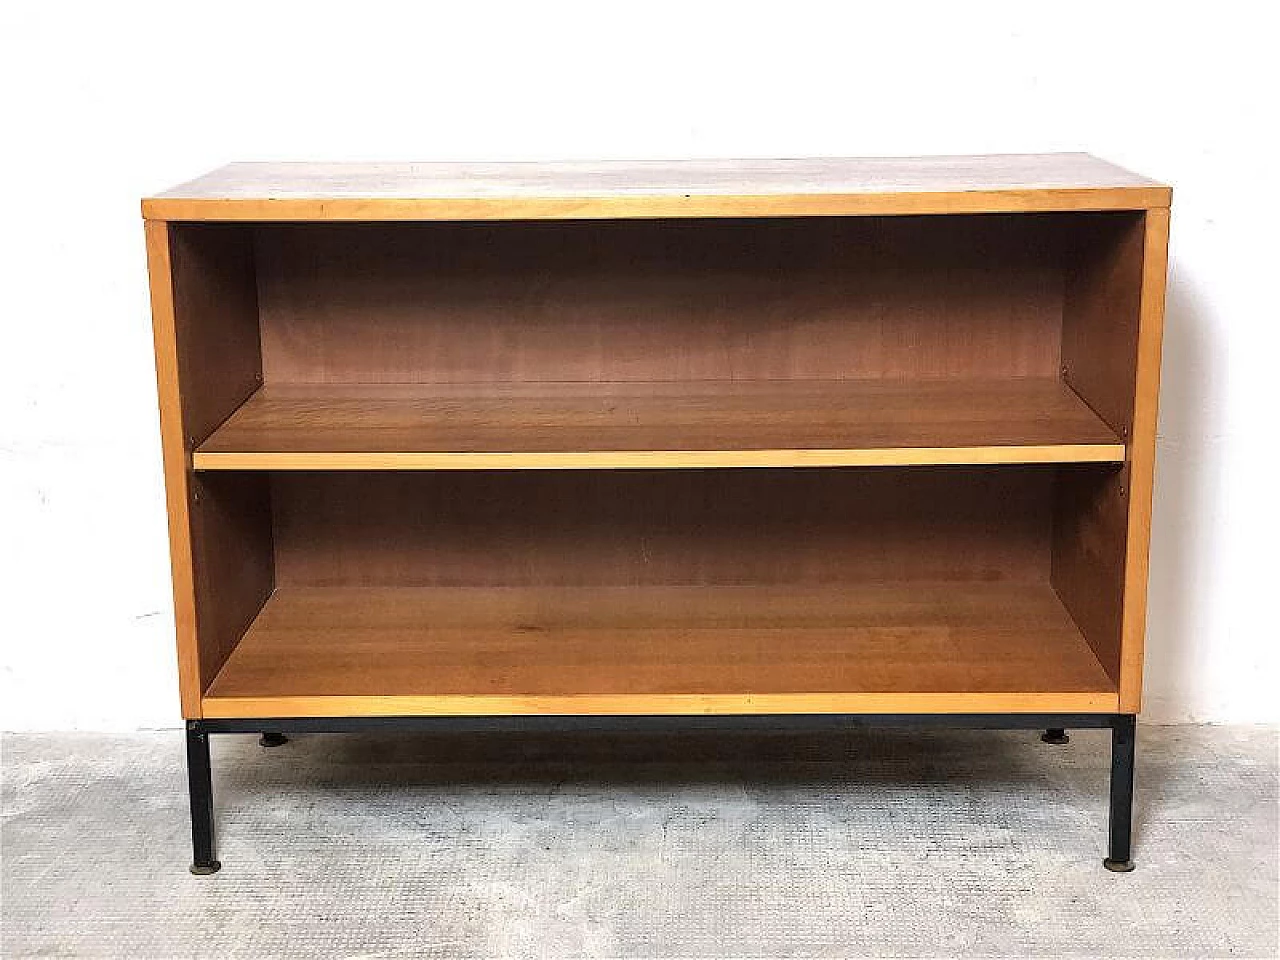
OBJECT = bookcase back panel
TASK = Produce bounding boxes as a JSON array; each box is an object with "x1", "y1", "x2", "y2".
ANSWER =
[
  {"x1": 255, "y1": 216, "x2": 1069, "y2": 384},
  {"x1": 270, "y1": 467, "x2": 1052, "y2": 587}
]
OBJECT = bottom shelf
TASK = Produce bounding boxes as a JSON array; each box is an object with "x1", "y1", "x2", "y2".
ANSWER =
[{"x1": 203, "y1": 582, "x2": 1117, "y2": 717}]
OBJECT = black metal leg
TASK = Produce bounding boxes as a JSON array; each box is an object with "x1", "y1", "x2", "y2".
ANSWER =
[
  {"x1": 186, "y1": 724, "x2": 221, "y2": 875},
  {"x1": 1104, "y1": 714, "x2": 1136, "y2": 872},
  {"x1": 259, "y1": 732, "x2": 288, "y2": 748},
  {"x1": 1041, "y1": 728, "x2": 1070, "y2": 745}
]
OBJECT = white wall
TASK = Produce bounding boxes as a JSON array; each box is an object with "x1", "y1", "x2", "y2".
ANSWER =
[{"x1": 1, "y1": 1, "x2": 1274, "y2": 729}]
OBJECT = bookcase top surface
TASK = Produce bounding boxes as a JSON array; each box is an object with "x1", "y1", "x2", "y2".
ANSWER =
[{"x1": 143, "y1": 153, "x2": 1169, "y2": 221}]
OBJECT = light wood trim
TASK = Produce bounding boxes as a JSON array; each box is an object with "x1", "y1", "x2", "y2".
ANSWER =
[
  {"x1": 202, "y1": 692, "x2": 1119, "y2": 719},
  {"x1": 1118, "y1": 208, "x2": 1171, "y2": 711},
  {"x1": 144, "y1": 188, "x2": 1169, "y2": 222},
  {"x1": 144, "y1": 220, "x2": 202, "y2": 718},
  {"x1": 194, "y1": 445, "x2": 1124, "y2": 471}
]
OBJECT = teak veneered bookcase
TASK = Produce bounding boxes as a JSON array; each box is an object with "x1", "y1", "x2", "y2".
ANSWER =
[{"x1": 143, "y1": 155, "x2": 1170, "y2": 874}]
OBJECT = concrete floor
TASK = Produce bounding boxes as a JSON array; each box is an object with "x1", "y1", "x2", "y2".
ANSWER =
[{"x1": 2, "y1": 726, "x2": 1276, "y2": 959}]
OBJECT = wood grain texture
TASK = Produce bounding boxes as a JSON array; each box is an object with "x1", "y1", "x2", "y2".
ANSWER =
[
  {"x1": 199, "y1": 447, "x2": 1122, "y2": 471},
  {"x1": 1051, "y1": 215, "x2": 1146, "y2": 683},
  {"x1": 255, "y1": 217, "x2": 1067, "y2": 385},
  {"x1": 188, "y1": 473, "x2": 275, "y2": 697},
  {"x1": 168, "y1": 226, "x2": 264, "y2": 444},
  {"x1": 202, "y1": 583, "x2": 1118, "y2": 717},
  {"x1": 1118, "y1": 208, "x2": 1171, "y2": 711},
  {"x1": 140, "y1": 163, "x2": 1169, "y2": 723},
  {"x1": 1061, "y1": 213, "x2": 1145, "y2": 435},
  {"x1": 270, "y1": 468, "x2": 1054, "y2": 588},
  {"x1": 144, "y1": 220, "x2": 202, "y2": 716},
  {"x1": 151, "y1": 225, "x2": 275, "y2": 715},
  {"x1": 1051, "y1": 209, "x2": 1171, "y2": 709},
  {"x1": 193, "y1": 379, "x2": 1123, "y2": 470},
  {"x1": 1051, "y1": 466, "x2": 1127, "y2": 685},
  {"x1": 189, "y1": 381, "x2": 1121, "y2": 471},
  {"x1": 143, "y1": 154, "x2": 1169, "y2": 221}
]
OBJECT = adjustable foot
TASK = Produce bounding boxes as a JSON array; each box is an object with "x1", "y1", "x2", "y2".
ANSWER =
[
  {"x1": 1041, "y1": 728, "x2": 1070, "y2": 745},
  {"x1": 1105, "y1": 715, "x2": 1137, "y2": 872},
  {"x1": 259, "y1": 732, "x2": 288, "y2": 748},
  {"x1": 186, "y1": 724, "x2": 220, "y2": 875}
]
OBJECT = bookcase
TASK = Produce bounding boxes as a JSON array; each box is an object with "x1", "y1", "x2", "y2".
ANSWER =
[{"x1": 143, "y1": 155, "x2": 1170, "y2": 874}]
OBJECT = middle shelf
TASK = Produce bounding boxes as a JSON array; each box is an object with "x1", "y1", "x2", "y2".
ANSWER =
[{"x1": 193, "y1": 377, "x2": 1124, "y2": 470}]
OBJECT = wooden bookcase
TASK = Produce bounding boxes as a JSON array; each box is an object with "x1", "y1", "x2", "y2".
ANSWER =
[{"x1": 144, "y1": 155, "x2": 1170, "y2": 874}]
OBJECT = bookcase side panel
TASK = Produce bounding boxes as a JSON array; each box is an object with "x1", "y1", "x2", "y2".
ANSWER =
[
  {"x1": 1119, "y1": 208, "x2": 1171, "y2": 710},
  {"x1": 144, "y1": 220, "x2": 202, "y2": 716},
  {"x1": 158, "y1": 224, "x2": 275, "y2": 708},
  {"x1": 1053, "y1": 209, "x2": 1169, "y2": 708},
  {"x1": 1050, "y1": 466, "x2": 1126, "y2": 686},
  {"x1": 168, "y1": 225, "x2": 265, "y2": 442},
  {"x1": 1059, "y1": 214, "x2": 1146, "y2": 435}
]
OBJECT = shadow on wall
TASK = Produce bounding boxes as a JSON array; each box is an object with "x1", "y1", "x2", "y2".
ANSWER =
[{"x1": 1143, "y1": 261, "x2": 1221, "y2": 723}]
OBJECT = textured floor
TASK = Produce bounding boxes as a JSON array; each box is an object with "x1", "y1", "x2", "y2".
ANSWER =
[{"x1": 2, "y1": 726, "x2": 1276, "y2": 959}]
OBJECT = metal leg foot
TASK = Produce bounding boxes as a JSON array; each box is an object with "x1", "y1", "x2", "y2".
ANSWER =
[
  {"x1": 1104, "y1": 714, "x2": 1136, "y2": 872},
  {"x1": 186, "y1": 724, "x2": 221, "y2": 875},
  {"x1": 1041, "y1": 728, "x2": 1070, "y2": 745},
  {"x1": 259, "y1": 732, "x2": 288, "y2": 748}
]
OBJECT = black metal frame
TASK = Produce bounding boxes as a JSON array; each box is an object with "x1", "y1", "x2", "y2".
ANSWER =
[{"x1": 184, "y1": 712, "x2": 1137, "y2": 874}]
